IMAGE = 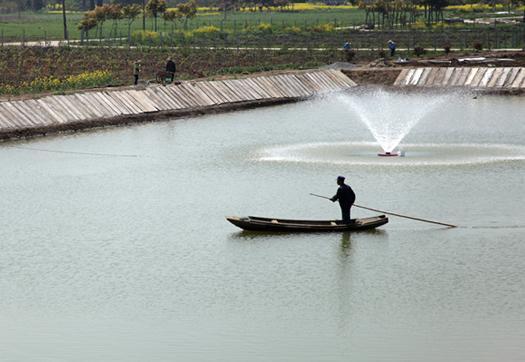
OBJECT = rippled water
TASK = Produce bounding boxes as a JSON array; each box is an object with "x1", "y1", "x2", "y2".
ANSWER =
[
  {"x1": 258, "y1": 141, "x2": 525, "y2": 166},
  {"x1": 1, "y1": 90, "x2": 524, "y2": 361}
]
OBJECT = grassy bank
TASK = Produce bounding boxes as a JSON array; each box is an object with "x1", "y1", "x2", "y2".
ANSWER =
[{"x1": 0, "y1": 46, "x2": 350, "y2": 95}]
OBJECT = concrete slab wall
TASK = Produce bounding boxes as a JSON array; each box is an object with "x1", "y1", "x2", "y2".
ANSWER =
[
  {"x1": 0, "y1": 69, "x2": 356, "y2": 140},
  {"x1": 393, "y1": 67, "x2": 525, "y2": 90}
]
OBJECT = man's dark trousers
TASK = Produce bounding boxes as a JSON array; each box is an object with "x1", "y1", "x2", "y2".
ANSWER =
[{"x1": 341, "y1": 204, "x2": 351, "y2": 223}]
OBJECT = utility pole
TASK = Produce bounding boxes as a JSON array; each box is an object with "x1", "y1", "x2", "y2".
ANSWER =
[
  {"x1": 62, "y1": 0, "x2": 68, "y2": 41},
  {"x1": 142, "y1": 0, "x2": 146, "y2": 31}
]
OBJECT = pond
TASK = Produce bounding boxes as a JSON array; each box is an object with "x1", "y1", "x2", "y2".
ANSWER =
[{"x1": 1, "y1": 90, "x2": 524, "y2": 361}]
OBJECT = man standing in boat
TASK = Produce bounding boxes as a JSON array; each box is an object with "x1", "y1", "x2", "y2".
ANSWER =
[{"x1": 331, "y1": 176, "x2": 356, "y2": 223}]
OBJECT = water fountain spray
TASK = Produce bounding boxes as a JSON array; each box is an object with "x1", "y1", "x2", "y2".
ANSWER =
[{"x1": 338, "y1": 89, "x2": 451, "y2": 157}]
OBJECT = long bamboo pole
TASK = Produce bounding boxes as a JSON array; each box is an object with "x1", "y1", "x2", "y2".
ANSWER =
[{"x1": 309, "y1": 193, "x2": 457, "y2": 228}]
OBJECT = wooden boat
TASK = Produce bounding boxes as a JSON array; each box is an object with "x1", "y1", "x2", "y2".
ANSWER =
[{"x1": 226, "y1": 215, "x2": 388, "y2": 232}]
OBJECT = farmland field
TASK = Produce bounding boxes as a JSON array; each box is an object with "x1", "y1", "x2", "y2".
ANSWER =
[
  {"x1": 0, "y1": 46, "x2": 346, "y2": 95},
  {"x1": 1, "y1": 9, "x2": 369, "y2": 41},
  {"x1": 0, "y1": 6, "x2": 523, "y2": 43}
]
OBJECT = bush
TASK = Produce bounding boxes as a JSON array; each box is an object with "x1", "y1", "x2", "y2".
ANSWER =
[
  {"x1": 63, "y1": 70, "x2": 113, "y2": 89},
  {"x1": 414, "y1": 46, "x2": 426, "y2": 56},
  {"x1": 284, "y1": 26, "x2": 302, "y2": 34},
  {"x1": 0, "y1": 70, "x2": 113, "y2": 95},
  {"x1": 192, "y1": 25, "x2": 227, "y2": 40},
  {"x1": 410, "y1": 20, "x2": 427, "y2": 30},
  {"x1": 257, "y1": 22, "x2": 272, "y2": 33},
  {"x1": 311, "y1": 23, "x2": 335, "y2": 33},
  {"x1": 194, "y1": 25, "x2": 221, "y2": 34},
  {"x1": 0, "y1": 84, "x2": 17, "y2": 95},
  {"x1": 242, "y1": 22, "x2": 272, "y2": 35},
  {"x1": 131, "y1": 30, "x2": 160, "y2": 45},
  {"x1": 447, "y1": 4, "x2": 504, "y2": 13}
]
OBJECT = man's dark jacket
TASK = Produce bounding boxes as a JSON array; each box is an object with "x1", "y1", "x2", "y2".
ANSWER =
[
  {"x1": 331, "y1": 184, "x2": 356, "y2": 206},
  {"x1": 166, "y1": 60, "x2": 176, "y2": 73}
]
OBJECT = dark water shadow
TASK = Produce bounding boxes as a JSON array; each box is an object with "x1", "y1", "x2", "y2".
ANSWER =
[
  {"x1": 339, "y1": 232, "x2": 352, "y2": 257},
  {"x1": 229, "y1": 228, "x2": 388, "y2": 242},
  {"x1": 336, "y1": 232, "x2": 356, "y2": 334}
]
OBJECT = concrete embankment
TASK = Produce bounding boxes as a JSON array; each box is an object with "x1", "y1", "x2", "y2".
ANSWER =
[
  {"x1": 0, "y1": 69, "x2": 356, "y2": 141},
  {"x1": 342, "y1": 69, "x2": 402, "y2": 86},
  {"x1": 342, "y1": 66, "x2": 525, "y2": 91},
  {"x1": 393, "y1": 67, "x2": 525, "y2": 91}
]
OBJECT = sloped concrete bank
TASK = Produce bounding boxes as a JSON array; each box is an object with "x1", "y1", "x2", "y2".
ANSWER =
[
  {"x1": 343, "y1": 67, "x2": 525, "y2": 93},
  {"x1": 342, "y1": 69, "x2": 402, "y2": 86},
  {"x1": 0, "y1": 69, "x2": 356, "y2": 141},
  {"x1": 393, "y1": 67, "x2": 525, "y2": 92}
]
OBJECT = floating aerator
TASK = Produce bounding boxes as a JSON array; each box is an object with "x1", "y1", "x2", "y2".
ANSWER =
[
  {"x1": 377, "y1": 151, "x2": 399, "y2": 157},
  {"x1": 378, "y1": 150, "x2": 405, "y2": 157}
]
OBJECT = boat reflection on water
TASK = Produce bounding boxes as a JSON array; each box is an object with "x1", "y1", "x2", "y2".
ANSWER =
[
  {"x1": 228, "y1": 226, "x2": 387, "y2": 242},
  {"x1": 340, "y1": 232, "x2": 351, "y2": 252}
]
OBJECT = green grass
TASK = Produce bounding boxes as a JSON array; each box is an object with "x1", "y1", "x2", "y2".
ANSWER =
[
  {"x1": 0, "y1": 9, "x2": 370, "y2": 41},
  {"x1": 0, "y1": 8, "x2": 522, "y2": 46},
  {"x1": 190, "y1": 8, "x2": 369, "y2": 30},
  {"x1": 0, "y1": 12, "x2": 83, "y2": 40}
]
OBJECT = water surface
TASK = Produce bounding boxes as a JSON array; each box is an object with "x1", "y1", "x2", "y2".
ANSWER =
[{"x1": 1, "y1": 91, "x2": 524, "y2": 361}]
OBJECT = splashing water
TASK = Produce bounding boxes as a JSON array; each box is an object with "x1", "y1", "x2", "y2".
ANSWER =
[{"x1": 338, "y1": 89, "x2": 453, "y2": 153}]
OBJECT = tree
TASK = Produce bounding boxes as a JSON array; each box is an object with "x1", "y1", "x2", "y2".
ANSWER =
[
  {"x1": 16, "y1": 0, "x2": 25, "y2": 18},
  {"x1": 424, "y1": 0, "x2": 448, "y2": 25},
  {"x1": 517, "y1": 0, "x2": 525, "y2": 21},
  {"x1": 163, "y1": 8, "x2": 182, "y2": 33},
  {"x1": 122, "y1": 4, "x2": 142, "y2": 40},
  {"x1": 359, "y1": 0, "x2": 420, "y2": 29},
  {"x1": 142, "y1": 0, "x2": 146, "y2": 30},
  {"x1": 106, "y1": 3, "x2": 123, "y2": 39},
  {"x1": 219, "y1": 0, "x2": 238, "y2": 20},
  {"x1": 273, "y1": 0, "x2": 291, "y2": 11},
  {"x1": 32, "y1": 0, "x2": 44, "y2": 11},
  {"x1": 146, "y1": 0, "x2": 167, "y2": 31},
  {"x1": 176, "y1": 0, "x2": 197, "y2": 30},
  {"x1": 78, "y1": 11, "x2": 97, "y2": 41},
  {"x1": 94, "y1": 5, "x2": 109, "y2": 39}
]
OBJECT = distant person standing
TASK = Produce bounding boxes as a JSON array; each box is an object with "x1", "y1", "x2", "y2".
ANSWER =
[
  {"x1": 331, "y1": 176, "x2": 356, "y2": 223},
  {"x1": 166, "y1": 57, "x2": 176, "y2": 83},
  {"x1": 133, "y1": 60, "x2": 141, "y2": 85},
  {"x1": 387, "y1": 40, "x2": 397, "y2": 57},
  {"x1": 343, "y1": 40, "x2": 354, "y2": 62}
]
